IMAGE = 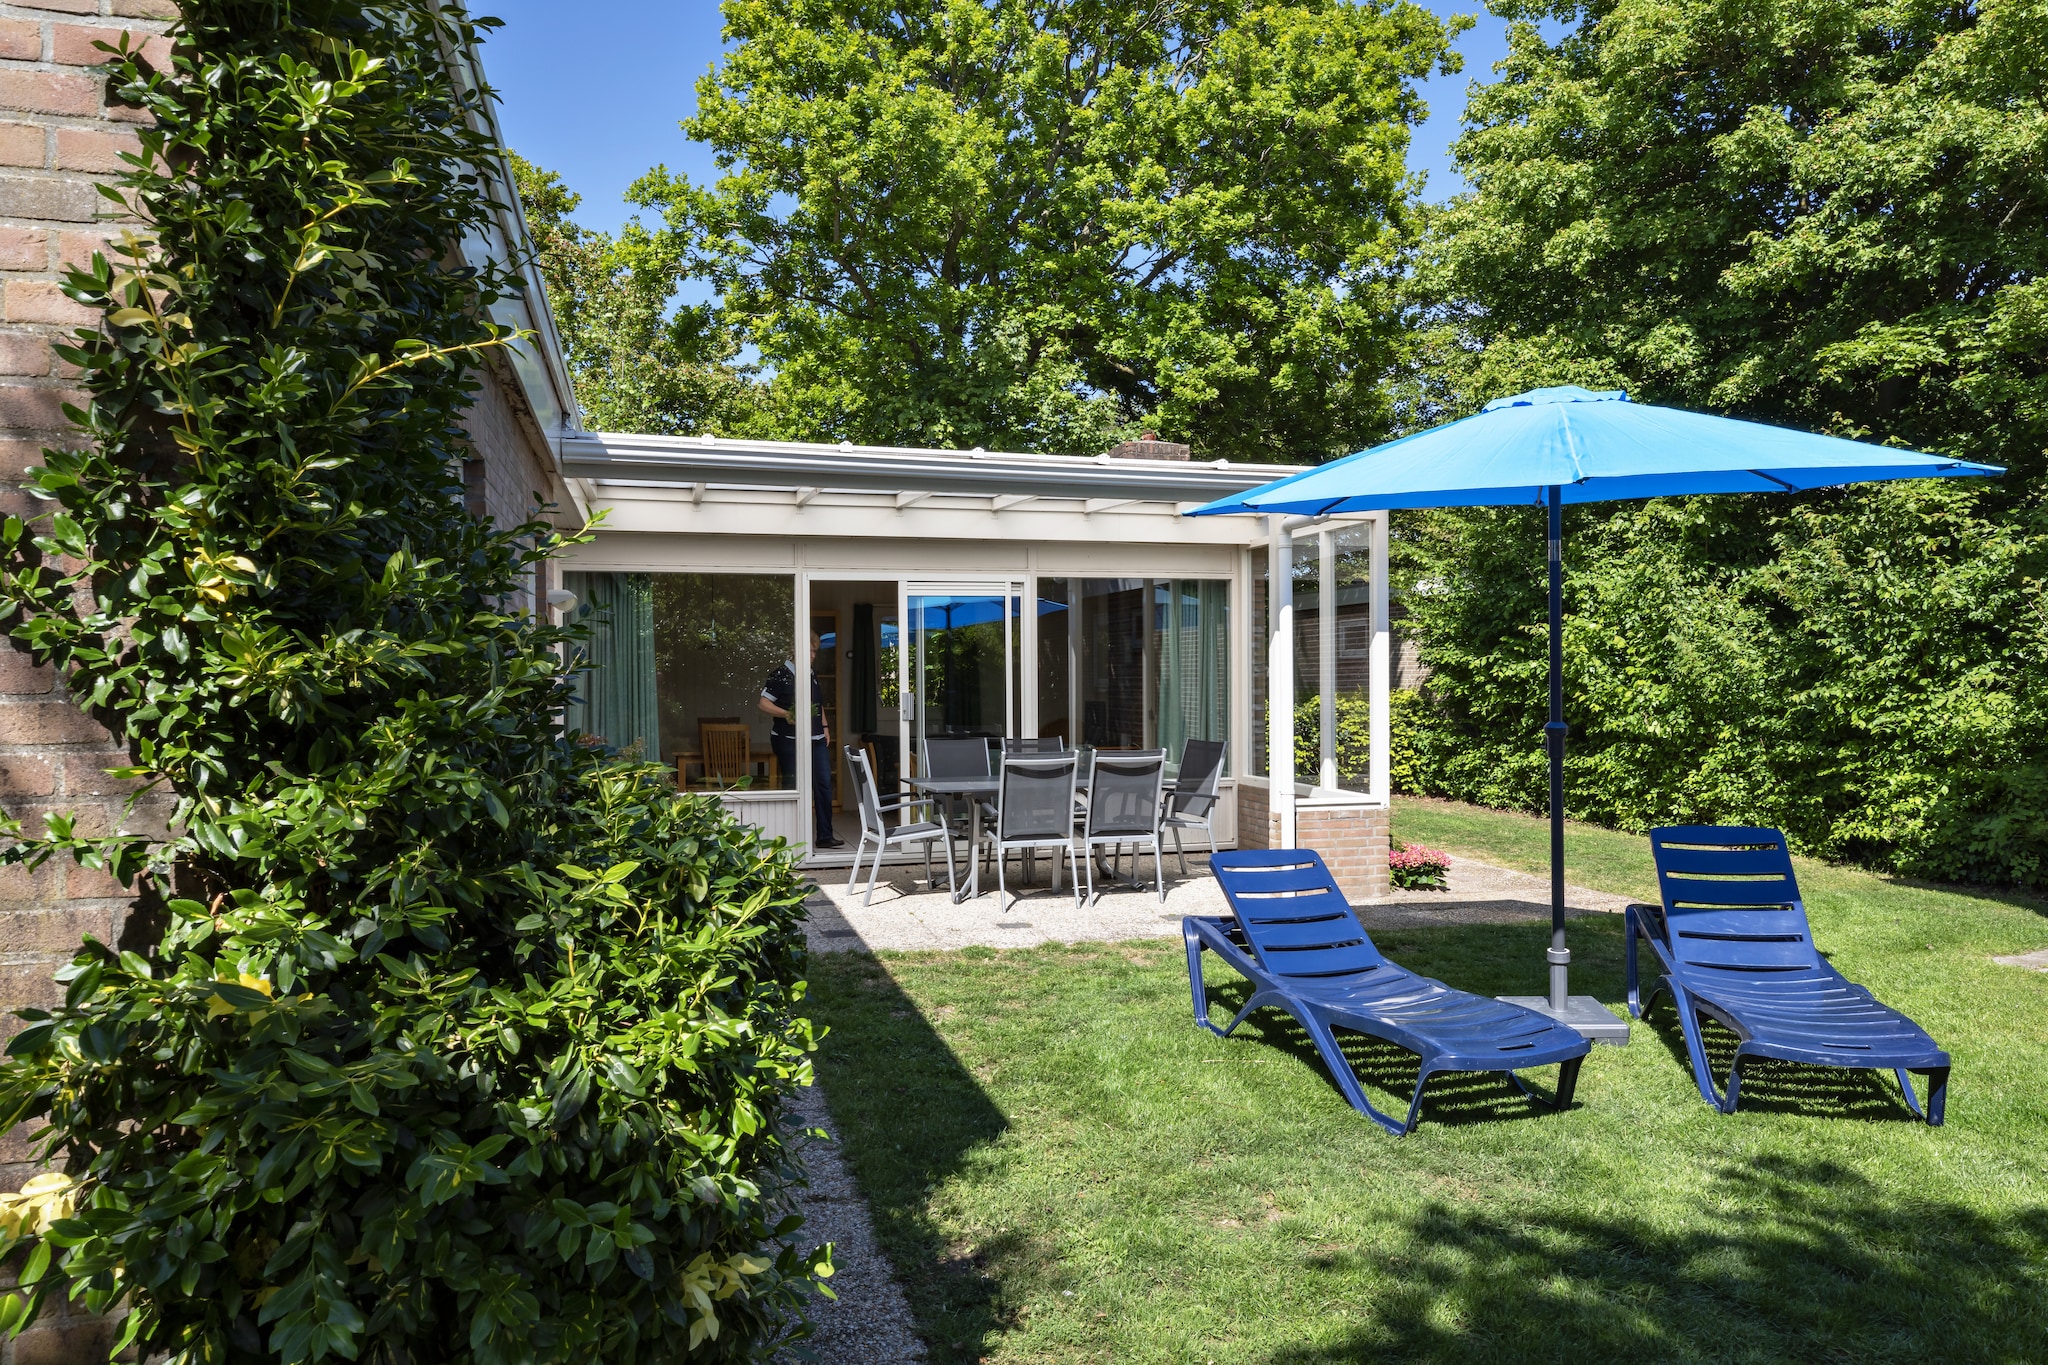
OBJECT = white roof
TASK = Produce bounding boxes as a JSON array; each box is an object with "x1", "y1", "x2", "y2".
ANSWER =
[{"x1": 563, "y1": 431, "x2": 1307, "y2": 506}]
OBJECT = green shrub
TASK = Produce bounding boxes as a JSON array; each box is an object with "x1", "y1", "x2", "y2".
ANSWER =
[{"x1": 0, "y1": 4, "x2": 826, "y2": 1361}]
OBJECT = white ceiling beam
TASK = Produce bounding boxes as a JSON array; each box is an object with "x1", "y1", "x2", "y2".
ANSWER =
[
  {"x1": 896, "y1": 489, "x2": 933, "y2": 509},
  {"x1": 990, "y1": 493, "x2": 1036, "y2": 511},
  {"x1": 1084, "y1": 497, "x2": 1141, "y2": 515}
]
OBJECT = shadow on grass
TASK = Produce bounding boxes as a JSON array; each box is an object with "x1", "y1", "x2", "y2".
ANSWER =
[
  {"x1": 1633, "y1": 990, "x2": 1928, "y2": 1122},
  {"x1": 1264, "y1": 1154, "x2": 2048, "y2": 1363},
  {"x1": 804, "y1": 952, "x2": 1014, "y2": 1361}
]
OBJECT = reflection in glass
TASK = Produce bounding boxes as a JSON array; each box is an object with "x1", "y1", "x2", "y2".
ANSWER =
[
  {"x1": 1036, "y1": 581, "x2": 1070, "y2": 743},
  {"x1": 652, "y1": 573, "x2": 796, "y2": 790},
  {"x1": 910, "y1": 594, "x2": 1011, "y2": 753}
]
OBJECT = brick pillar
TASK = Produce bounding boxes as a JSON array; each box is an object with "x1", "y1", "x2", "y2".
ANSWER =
[
  {"x1": 1, "y1": 0, "x2": 175, "y2": 1304},
  {"x1": 1225, "y1": 784, "x2": 1390, "y2": 899}
]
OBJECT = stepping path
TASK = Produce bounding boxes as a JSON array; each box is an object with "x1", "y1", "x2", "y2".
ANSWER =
[{"x1": 780, "y1": 1085, "x2": 927, "y2": 1364}]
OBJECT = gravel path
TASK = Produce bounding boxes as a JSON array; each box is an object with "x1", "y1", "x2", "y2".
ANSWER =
[{"x1": 780, "y1": 1085, "x2": 927, "y2": 1364}]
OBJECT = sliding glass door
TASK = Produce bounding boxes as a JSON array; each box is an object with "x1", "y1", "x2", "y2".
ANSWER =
[{"x1": 902, "y1": 582, "x2": 1022, "y2": 772}]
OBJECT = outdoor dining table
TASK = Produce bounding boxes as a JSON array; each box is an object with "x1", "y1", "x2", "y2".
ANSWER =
[{"x1": 908, "y1": 769, "x2": 1146, "y2": 903}]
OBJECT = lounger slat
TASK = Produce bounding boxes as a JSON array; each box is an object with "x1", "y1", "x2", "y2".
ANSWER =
[
  {"x1": 1659, "y1": 907, "x2": 1811, "y2": 940},
  {"x1": 1659, "y1": 878, "x2": 1802, "y2": 907},
  {"x1": 1234, "y1": 889, "x2": 1357, "y2": 924},
  {"x1": 1653, "y1": 847, "x2": 1794, "y2": 877},
  {"x1": 1216, "y1": 864, "x2": 1352, "y2": 895},
  {"x1": 1264, "y1": 942, "x2": 1386, "y2": 977},
  {"x1": 1246, "y1": 917, "x2": 1375, "y2": 952}
]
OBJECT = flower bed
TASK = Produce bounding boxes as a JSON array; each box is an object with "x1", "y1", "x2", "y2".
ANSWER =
[{"x1": 1390, "y1": 839, "x2": 1451, "y2": 890}]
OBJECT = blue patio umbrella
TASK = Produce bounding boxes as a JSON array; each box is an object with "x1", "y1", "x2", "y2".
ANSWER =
[{"x1": 1191, "y1": 386, "x2": 2002, "y2": 1038}]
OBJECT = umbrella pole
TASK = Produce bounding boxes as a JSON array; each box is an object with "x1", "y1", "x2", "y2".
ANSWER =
[{"x1": 1546, "y1": 484, "x2": 1569, "y2": 1013}]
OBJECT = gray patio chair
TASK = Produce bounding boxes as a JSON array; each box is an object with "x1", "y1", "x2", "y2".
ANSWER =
[
  {"x1": 977, "y1": 752, "x2": 1081, "y2": 911},
  {"x1": 1161, "y1": 738, "x2": 1228, "y2": 876},
  {"x1": 846, "y1": 747, "x2": 954, "y2": 907},
  {"x1": 920, "y1": 736, "x2": 994, "y2": 866},
  {"x1": 1079, "y1": 748, "x2": 1167, "y2": 904}
]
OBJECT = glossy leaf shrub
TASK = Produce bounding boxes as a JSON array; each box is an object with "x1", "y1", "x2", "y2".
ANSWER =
[{"x1": 0, "y1": 4, "x2": 825, "y2": 1361}]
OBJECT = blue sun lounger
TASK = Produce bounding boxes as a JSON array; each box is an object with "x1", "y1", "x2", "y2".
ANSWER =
[
  {"x1": 1187, "y1": 849, "x2": 1592, "y2": 1135},
  {"x1": 1627, "y1": 825, "x2": 1949, "y2": 1124}
]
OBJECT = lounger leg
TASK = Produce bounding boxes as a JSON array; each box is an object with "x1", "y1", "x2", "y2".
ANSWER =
[
  {"x1": 1722, "y1": 1052, "x2": 1746, "y2": 1115},
  {"x1": 1921, "y1": 1066, "x2": 1949, "y2": 1126},
  {"x1": 1504, "y1": 1056, "x2": 1582, "y2": 1110},
  {"x1": 1186, "y1": 928, "x2": 1214, "y2": 1031},
  {"x1": 1625, "y1": 906, "x2": 1643, "y2": 1018},
  {"x1": 1401, "y1": 1067, "x2": 1438, "y2": 1135},
  {"x1": 1671, "y1": 983, "x2": 1732, "y2": 1111},
  {"x1": 1294, "y1": 1011, "x2": 1408, "y2": 1137},
  {"x1": 1893, "y1": 1067, "x2": 1925, "y2": 1121}
]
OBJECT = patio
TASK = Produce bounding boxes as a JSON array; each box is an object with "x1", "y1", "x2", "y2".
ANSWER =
[{"x1": 802, "y1": 849, "x2": 1632, "y2": 955}]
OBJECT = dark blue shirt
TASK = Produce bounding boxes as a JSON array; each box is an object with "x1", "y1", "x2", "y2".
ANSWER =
[{"x1": 761, "y1": 662, "x2": 825, "y2": 742}]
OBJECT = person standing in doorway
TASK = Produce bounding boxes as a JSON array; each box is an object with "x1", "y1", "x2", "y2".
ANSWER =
[{"x1": 760, "y1": 634, "x2": 841, "y2": 848}]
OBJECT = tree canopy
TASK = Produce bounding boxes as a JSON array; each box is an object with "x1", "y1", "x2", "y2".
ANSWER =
[
  {"x1": 624, "y1": 0, "x2": 1462, "y2": 460},
  {"x1": 1397, "y1": 0, "x2": 2048, "y2": 884}
]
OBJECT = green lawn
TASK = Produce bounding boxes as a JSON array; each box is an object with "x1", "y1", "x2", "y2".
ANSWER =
[{"x1": 803, "y1": 798, "x2": 2048, "y2": 1363}]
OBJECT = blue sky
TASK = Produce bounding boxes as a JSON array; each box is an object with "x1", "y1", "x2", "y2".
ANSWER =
[{"x1": 480, "y1": 1, "x2": 1529, "y2": 240}]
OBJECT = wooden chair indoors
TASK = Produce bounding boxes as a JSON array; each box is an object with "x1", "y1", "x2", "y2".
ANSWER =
[{"x1": 698, "y1": 722, "x2": 754, "y2": 789}]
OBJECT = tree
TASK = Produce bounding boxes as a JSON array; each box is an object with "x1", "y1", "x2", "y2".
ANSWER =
[
  {"x1": 632, "y1": 0, "x2": 1463, "y2": 460},
  {"x1": 510, "y1": 153, "x2": 762, "y2": 437},
  {"x1": 1398, "y1": 0, "x2": 2048, "y2": 884}
]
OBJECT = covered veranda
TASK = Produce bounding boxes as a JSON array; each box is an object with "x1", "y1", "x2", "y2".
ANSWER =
[{"x1": 553, "y1": 432, "x2": 1398, "y2": 897}]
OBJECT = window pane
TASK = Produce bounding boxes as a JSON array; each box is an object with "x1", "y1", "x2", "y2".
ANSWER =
[
  {"x1": 1330, "y1": 523, "x2": 1375, "y2": 791},
  {"x1": 1036, "y1": 579, "x2": 1071, "y2": 742},
  {"x1": 1155, "y1": 580, "x2": 1228, "y2": 775},
  {"x1": 652, "y1": 573, "x2": 796, "y2": 790},
  {"x1": 1250, "y1": 555, "x2": 1269, "y2": 777},
  {"x1": 1291, "y1": 535, "x2": 1321, "y2": 780},
  {"x1": 1076, "y1": 578, "x2": 1151, "y2": 750}
]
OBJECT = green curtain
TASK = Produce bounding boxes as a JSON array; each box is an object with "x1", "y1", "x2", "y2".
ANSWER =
[
  {"x1": 1157, "y1": 579, "x2": 1228, "y2": 770},
  {"x1": 564, "y1": 571, "x2": 658, "y2": 758}
]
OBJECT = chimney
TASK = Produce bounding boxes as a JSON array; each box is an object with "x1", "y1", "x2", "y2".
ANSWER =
[{"x1": 1106, "y1": 430, "x2": 1190, "y2": 461}]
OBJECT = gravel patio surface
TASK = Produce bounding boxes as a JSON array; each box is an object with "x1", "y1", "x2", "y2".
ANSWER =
[{"x1": 802, "y1": 849, "x2": 1631, "y2": 955}]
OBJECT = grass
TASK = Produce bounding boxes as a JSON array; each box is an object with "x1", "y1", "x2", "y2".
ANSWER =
[{"x1": 802, "y1": 797, "x2": 2048, "y2": 1364}]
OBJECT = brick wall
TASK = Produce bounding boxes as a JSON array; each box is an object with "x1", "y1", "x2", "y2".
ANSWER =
[
  {"x1": 1230, "y1": 783, "x2": 1390, "y2": 900},
  {"x1": 0, "y1": 0, "x2": 176, "y2": 1083},
  {"x1": 1, "y1": 9, "x2": 176, "y2": 1360}
]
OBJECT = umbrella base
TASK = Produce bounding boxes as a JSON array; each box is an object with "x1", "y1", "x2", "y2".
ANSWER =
[{"x1": 1499, "y1": 994, "x2": 1631, "y2": 1046}]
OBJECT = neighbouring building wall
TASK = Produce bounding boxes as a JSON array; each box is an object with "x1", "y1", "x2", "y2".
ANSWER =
[{"x1": 0, "y1": 14, "x2": 580, "y2": 1361}]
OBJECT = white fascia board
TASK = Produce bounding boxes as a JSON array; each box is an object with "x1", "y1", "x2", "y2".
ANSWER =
[{"x1": 564, "y1": 431, "x2": 1306, "y2": 504}]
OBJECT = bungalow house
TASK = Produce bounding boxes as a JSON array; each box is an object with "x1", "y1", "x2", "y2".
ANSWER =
[{"x1": 553, "y1": 432, "x2": 1398, "y2": 898}]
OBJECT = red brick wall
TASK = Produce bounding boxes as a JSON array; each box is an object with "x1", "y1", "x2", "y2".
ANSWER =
[
  {"x1": 0, "y1": 0, "x2": 177, "y2": 1096},
  {"x1": 1229, "y1": 783, "x2": 1390, "y2": 900}
]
